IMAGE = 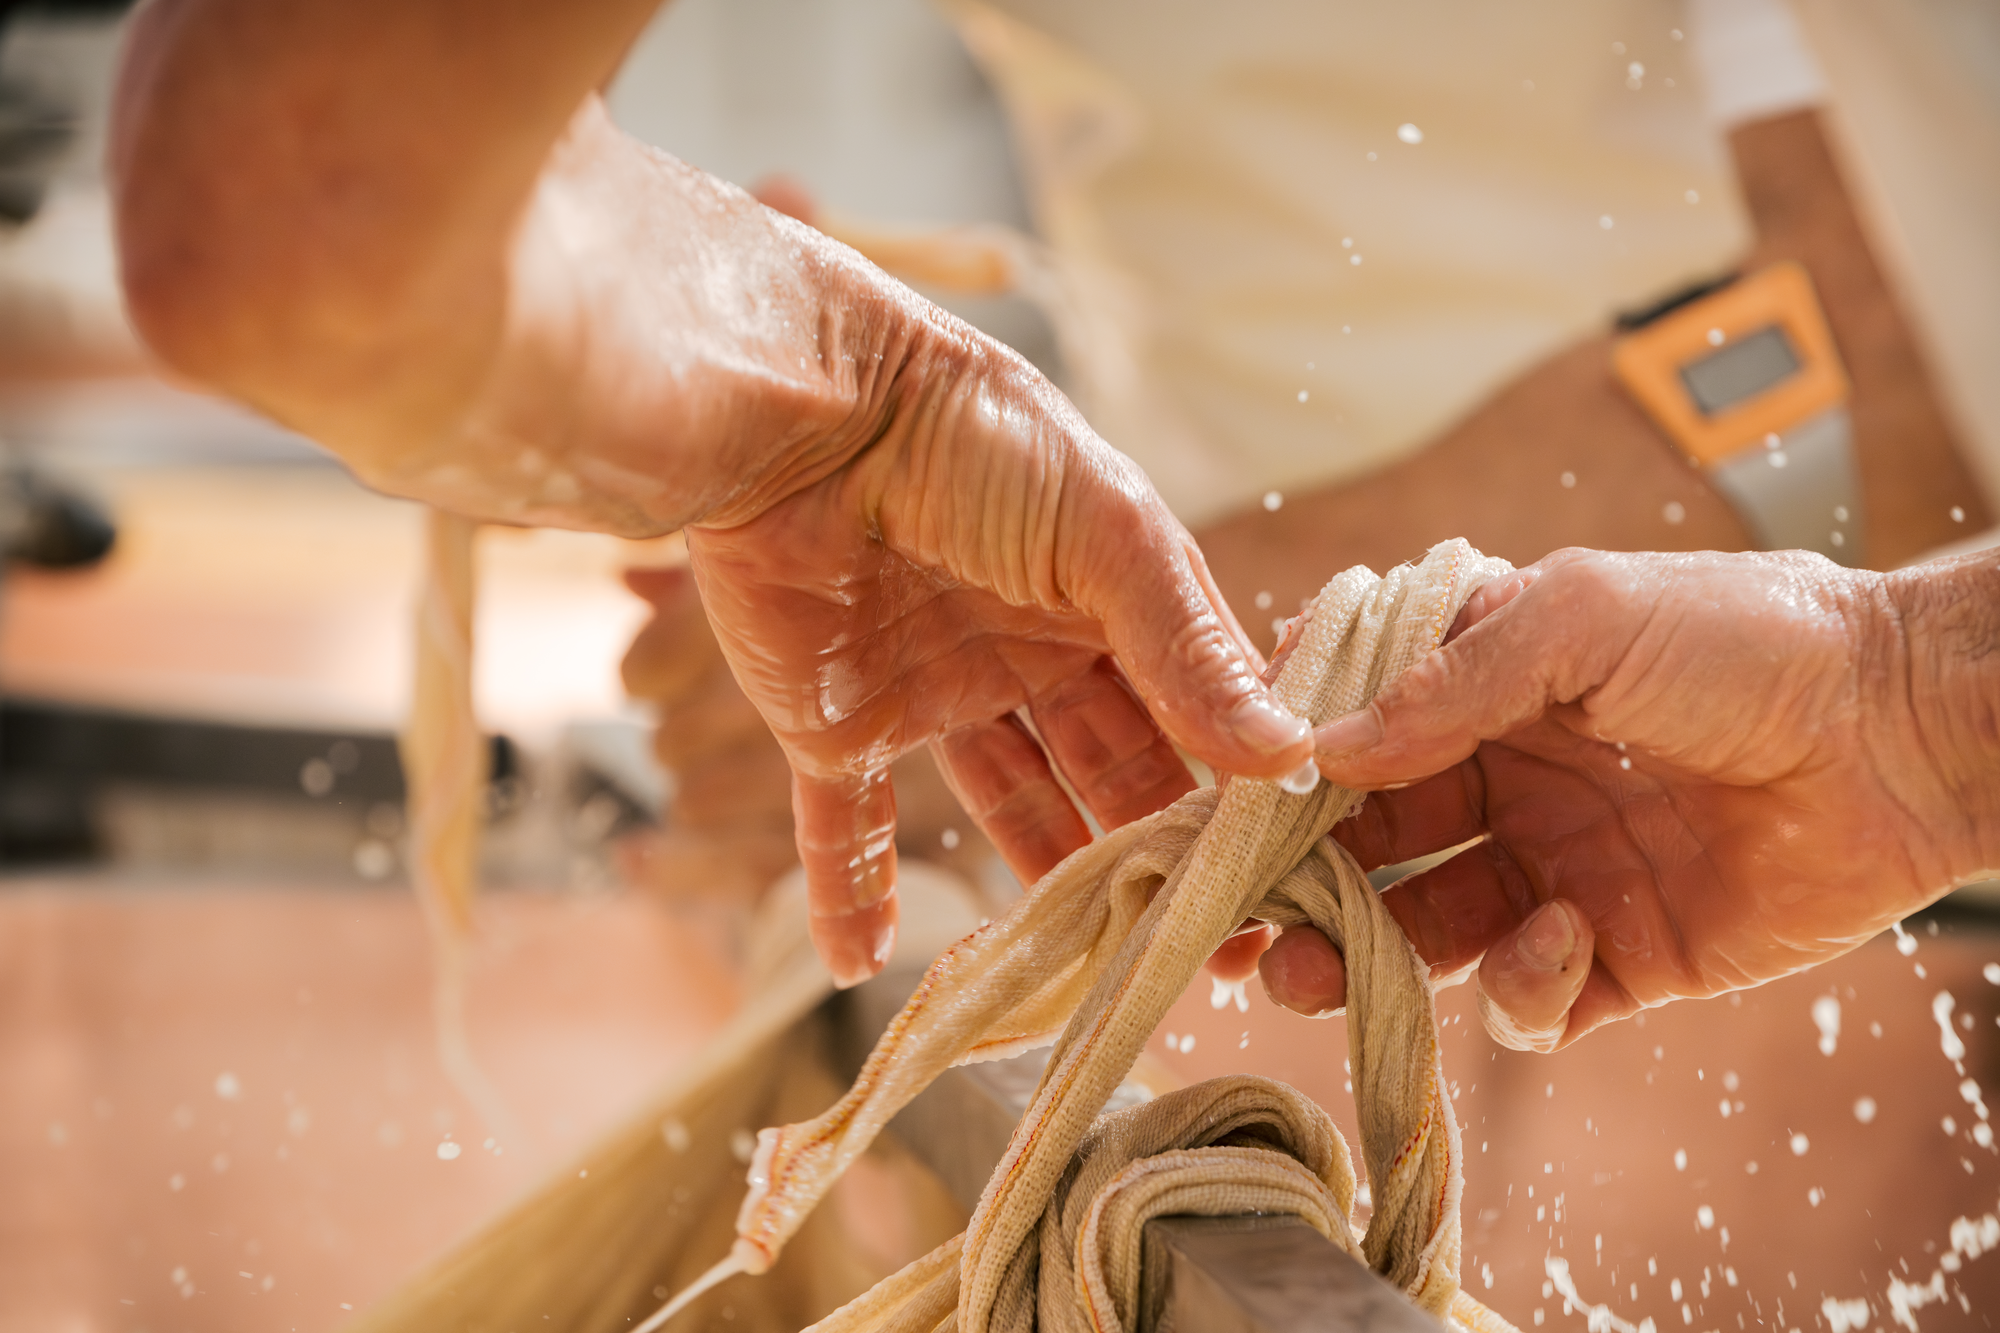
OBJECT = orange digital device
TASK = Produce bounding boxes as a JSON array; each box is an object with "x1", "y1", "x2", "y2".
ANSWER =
[{"x1": 1612, "y1": 262, "x2": 1861, "y2": 564}]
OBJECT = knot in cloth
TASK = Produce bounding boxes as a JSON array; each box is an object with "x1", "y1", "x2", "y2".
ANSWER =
[{"x1": 656, "y1": 539, "x2": 1520, "y2": 1333}]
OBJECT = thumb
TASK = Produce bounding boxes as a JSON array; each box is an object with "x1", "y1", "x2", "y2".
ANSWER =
[
  {"x1": 1063, "y1": 463, "x2": 1310, "y2": 782},
  {"x1": 1311, "y1": 551, "x2": 1645, "y2": 790},
  {"x1": 1474, "y1": 899, "x2": 1594, "y2": 1053}
]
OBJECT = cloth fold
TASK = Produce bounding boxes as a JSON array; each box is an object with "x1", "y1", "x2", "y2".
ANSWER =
[{"x1": 681, "y1": 539, "x2": 1520, "y2": 1333}]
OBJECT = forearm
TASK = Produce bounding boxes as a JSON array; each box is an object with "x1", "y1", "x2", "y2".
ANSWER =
[
  {"x1": 1874, "y1": 547, "x2": 2000, "y2": 886},
  {"x1": 111, "y1": 0, "x2": 947, "y2": 535}
]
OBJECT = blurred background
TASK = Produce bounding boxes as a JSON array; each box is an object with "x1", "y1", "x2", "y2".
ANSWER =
[{"x1": 3, "y1": 0, "x2": 1999, "y2": 1331}]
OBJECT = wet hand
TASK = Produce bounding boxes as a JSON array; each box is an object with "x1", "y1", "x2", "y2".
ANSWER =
[
  {"x1": 687, "y1": 307, "x2": 1310, "y2": 985},
  {"x1": 1257, "y1": 548, "x2": 1996, "y2": 1050}
]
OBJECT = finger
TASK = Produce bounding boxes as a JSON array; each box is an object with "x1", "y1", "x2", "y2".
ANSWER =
[
  {"x1": 791, "y1": 768, "x2": 899, "y2": 987},
  {"x1": 1550, "y1": 963, "x2": 1641, "y2": 1050},
  {"x1": 1058, "y1": 458, "x2": 1310, "y2": 781},
  {"x1": 749, "y1": 173, "x2": 819, "y2": 226},
  {"x1": 1258, "y1": 925, "x2": 1348, "y2": 1017},
  {"x1": 1473, "y1": 898, "x2": 1595, "y2": 1053},
  {"x1": 1331, "y1": 763, "x2": 1487, "y2": 872},
  {"x1": 621, "y1": 563, "x2": 695, "y2": 606},
  {"x1": 1377, "y1": 838, "x2": 1539, "y2": 979},
  {"x1": 1029, "y1": 657, "x2": 1197, "y2": 831},
  {"x1": 1184, "y1": 535, "x2": 1268, "y2": 678},
  {"x1": 931, "y1": 715, "x2": 1092, "y2": 886},
  {"x1": 619, "y1": 565, "x2": 720, "y2": 702},
  {"x1": 1312, "y1": 550, "x2": 1647, "y2": 790},
  {"x1": 1259, "y1": 833, "x2": 1536, "y2": 1018},
  {"x1": 1205, "y1": 921, "x2": 1273, "y2": 984}
]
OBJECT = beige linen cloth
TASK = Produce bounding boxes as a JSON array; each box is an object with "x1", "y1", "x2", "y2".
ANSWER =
[
  {"x1": 362, "y1": 538, "x2": 1518, "y2": 1333},
  {"x1": 658, "y1": 538, "x2": 1518, "y2": 1333}
]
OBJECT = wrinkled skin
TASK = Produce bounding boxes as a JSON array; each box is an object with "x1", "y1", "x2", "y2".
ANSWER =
[
  {"x1": 683, "y1": 344, "x2": 1294, "y2": 983},
  {"x1": 110, "y1": 1, "x2": 1310, "y2": 986},
  {"x1": 1253, "y1": 546, "x2": 2000, "y2": 1050}
]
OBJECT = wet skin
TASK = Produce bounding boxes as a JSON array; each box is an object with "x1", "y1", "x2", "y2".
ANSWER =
[
  {"x1": 1247, "y1": 546, "x2": 2000, "y2": 1050},
  {"x1": 111, "y1": 1, "x2": 1310, "y2": 985}
]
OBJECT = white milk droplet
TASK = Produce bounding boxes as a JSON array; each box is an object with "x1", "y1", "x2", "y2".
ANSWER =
[
  {"x1": 1935, "y1": 991, "x2": 1968, "y2": 1063},
  {"x1": 1663, "y1": 501, "x2": 1686, "y2": 524},
  {"x1": 214, "y1": 1072, "x2": 241, "y2": 1102},
  {"x1": 1893, "y1": 921, "x2": 1918, "y2": 956},
  {"x1": 1262, "y1": 491, "x2": 1284, "y2": 512},
  {"x1": 1813, "y1": 995, "x2": 1841, "y2": 1056},
  {"x1": 1278, "y1": 758, "x2": 1321, "y2": 795},
  {"x1": 1674, "y1": 1149, "x2": 1687, "y2": 1171},
  {"x1": 436, "y1": 1140, "x2": 461, "y2": 1161},
  {"x1": 1951, "y1": 506, "x2": 1966, "y2": 522},
  {"x1": 1854, "y1": 1096, "x2": 1877, "y2": 1123},
  {"x1": 1560, "y1": 471, "x2": 1577, "y2": 489},
  {"x1": 1398, "y1": 123, "x2": 1424, "y2": 144},
  {"x1": 1791, "y1": 1133, "x2": 1810, "y2": 1156}
]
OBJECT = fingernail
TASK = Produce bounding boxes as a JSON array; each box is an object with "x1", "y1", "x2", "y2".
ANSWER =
[
  {"x1": 1277, "y1": 757, "x2": 1321, "y2": 795},
  {"x1": 1516, "y1": 901, "x2": 1578, "y2": 971},
  {"x1": 1228, "y1": 694, "x2": 1311, "y2": 757},
  {"x1": 1313, "y1": 706, "x2": 1382, "y2": 759}
]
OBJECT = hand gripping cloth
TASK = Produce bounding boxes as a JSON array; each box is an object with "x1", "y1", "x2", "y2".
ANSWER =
[{"x1": 653, "y1": 539, "x2": 1521, "y2": 1333}]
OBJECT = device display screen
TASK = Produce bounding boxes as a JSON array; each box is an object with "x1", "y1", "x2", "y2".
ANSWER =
[{"x1": 1678, "y1": 325, "x2": 1801, "y2": 415}]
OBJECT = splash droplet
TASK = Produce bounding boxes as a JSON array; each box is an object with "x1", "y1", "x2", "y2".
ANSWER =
[
  {"x1": 1398, "y1": 123, "x2": 1425, "y2": 144},
  {"x1": 1813, "y1": 995, "x2": 1841, "y2": 1056}
]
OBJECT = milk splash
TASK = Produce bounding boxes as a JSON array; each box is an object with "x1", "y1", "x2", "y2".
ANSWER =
[
  {"x1": 1822, "y1": 1211, "x2": 2000, "y2": 1331},
  {"x1": 1932, "y1": 992, "x2": 1967, "y2": 1068},
  {"x1": 1209, "y1": 975, "x2": 1251, "y2": 1012},
  {"x1": 1544, "y1": 1256, "x2": 1658, "y2": 1333}
]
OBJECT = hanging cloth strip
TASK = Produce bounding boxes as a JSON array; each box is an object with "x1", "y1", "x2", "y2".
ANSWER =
[{"x1": 652, "y1": 538, "x2": 1522, "y2": 1333}]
